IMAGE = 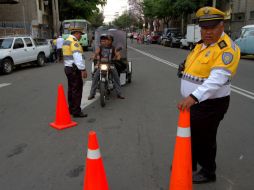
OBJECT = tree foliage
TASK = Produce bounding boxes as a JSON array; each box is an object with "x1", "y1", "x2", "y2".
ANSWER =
[
  {"x1": 142, "y1": 0, "x2": 213, "y2": 27},
  {"x1": 88, "y1": 11, "x2": 104, "y2": 28},
  {"x1": 59, "y1": 0, "x2": 107, "y2": 21},
  {"x1": 112, "y1": 11, "x2": 143, "y2": 30}
]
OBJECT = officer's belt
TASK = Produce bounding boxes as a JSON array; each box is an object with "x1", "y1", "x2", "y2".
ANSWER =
[{"x1": 182, "y1": 73, "x2": 231, "y2": 85}]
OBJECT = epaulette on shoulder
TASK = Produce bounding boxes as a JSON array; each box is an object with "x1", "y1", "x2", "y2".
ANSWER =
[
  {"x1": 197, "y1": 40, "x2": 203, "y2": 44},
  {"x1": 218, "y1": 40, "x2": 227, "y2": 49}
]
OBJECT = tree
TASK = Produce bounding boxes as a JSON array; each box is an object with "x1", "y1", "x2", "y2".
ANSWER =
[
  {"x1": 142, "y1": 0, "x2": 215, "y2": 29},
  {"x1": 59, "y1": 0, "x2": 107, "y2": 21},
  {"x1": 112, "y1": 12, "x2": 131, "y2": 29},
  {"x1": 112, "y1": 11, "x2": 142, "y2": 30},
  {"x1": 88, "y1": 11, "x2": 104, "y2": 28},
  {"x1": 143, "y1": 0, "x2": 175, "y2": 28},
  {"x1": 128, "y1": 0, "x2": 144, "y2": 30}
]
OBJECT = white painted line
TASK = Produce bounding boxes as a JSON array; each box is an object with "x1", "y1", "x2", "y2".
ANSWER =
[
  {"x1": 129, "y1": 46, "x2": 254, "y2": 100},
  {"x1": 81, "y1": 80, "x2": 99, "y2": 109},
  {"x1": 129, "y1": 46, "x2": 178, "y2": 68},
  {"x1": 231, "y1": 85, "x2": 254, "y2": 96},
  {"x1": 0, "y1": 83, "x2": 11, "y2": 89},
  {"x1": 231, "y1": 88, "x2": 254, "y2": 100}
]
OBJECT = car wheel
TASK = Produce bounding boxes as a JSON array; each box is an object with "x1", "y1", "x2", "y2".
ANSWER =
[
  {"x1": 37, "y1": 53, "x2": 46, "y2": 66},
  {"x1": 1, "y1": 58, "x2": 13, "y2": 74}
]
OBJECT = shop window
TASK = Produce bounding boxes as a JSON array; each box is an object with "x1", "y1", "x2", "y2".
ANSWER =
[{"x1": 233, "y1": 13, "x2": 245, "y2": 21}]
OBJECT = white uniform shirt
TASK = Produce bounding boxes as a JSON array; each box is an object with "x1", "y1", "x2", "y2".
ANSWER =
[{"x1": 56, "y1": 37, "x2": 64, "y2": 49}]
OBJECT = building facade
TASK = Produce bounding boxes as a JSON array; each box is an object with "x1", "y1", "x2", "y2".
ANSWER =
[
  {"x1": 0, "y1": 0, "x2": 59, "y2": 38},
  {"x1": 231, "y1": 0, "x2": 254, "y2": 39}
]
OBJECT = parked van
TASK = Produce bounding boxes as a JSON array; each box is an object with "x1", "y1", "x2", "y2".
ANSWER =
[
  {"x1": 235, "y1": 25, "x2": 254, "y2": 55},
  {"x1": 180, "y1": 24, "x2": 201, "y2": 50}
]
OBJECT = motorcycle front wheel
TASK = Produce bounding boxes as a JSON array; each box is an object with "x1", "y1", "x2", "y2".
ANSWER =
[{"x1": 100, "y1": 82, "x2": 106, "y2": 107}]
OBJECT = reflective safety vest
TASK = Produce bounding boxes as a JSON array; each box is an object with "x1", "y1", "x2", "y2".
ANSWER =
[
  {"x1": 53, "y1": 39, "x2": 57, "y2": 45},
  {"x1": 62, "y1": 35, "x2": 83, "y2": 62},
  {"x1": 183, "y1": 33, "x2": 240, "y2": 82}
]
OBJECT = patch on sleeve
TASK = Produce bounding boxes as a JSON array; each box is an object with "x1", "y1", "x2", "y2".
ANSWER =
[
  {"x1": 218, "y1": 40, "x2": 227, "y2": 49},
  {"x1": 222, "y1": 52, "x2": 233, "y2": 65},
  {"x1": 74, "y1": 43, "x2": 79, "y2": 48}
]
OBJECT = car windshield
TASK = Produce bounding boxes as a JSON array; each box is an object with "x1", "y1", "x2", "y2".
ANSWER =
[
  {"x1": 172, "y1": 33, "x2": 182, "y2": 37},
  {"x1": 0, "y1": 38, "x2": 13, "y2": 49},
  {"x1": 241, "y1": 28, "x2": 254, "y2": 38},
  {"x1": 63, "y1": 21, "x2": 87, "y2": 34}
]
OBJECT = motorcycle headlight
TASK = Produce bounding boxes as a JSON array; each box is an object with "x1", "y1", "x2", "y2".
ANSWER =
[{"x1": 100, "y1": 64, "x2": 108, "y2": 71}]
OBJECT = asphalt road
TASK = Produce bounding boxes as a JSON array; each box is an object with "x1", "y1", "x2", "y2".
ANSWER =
[{"x1": 0, "y1": 41, "x2": 253, "y2": 190}]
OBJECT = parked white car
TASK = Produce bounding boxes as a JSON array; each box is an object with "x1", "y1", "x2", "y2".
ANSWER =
[
  {"x1": 0, "y1": 36, "x2": 50, "y2": 74},
  {"x1": 180, "y1": 36, "x2": 189, "y2": 49}
]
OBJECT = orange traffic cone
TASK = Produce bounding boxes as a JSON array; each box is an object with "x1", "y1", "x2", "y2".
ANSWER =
[
  {"x1": 169, "y1": 110, "x2": 192, "y2": 190},
  {"x1": 50, "y1": 84, "x2": 77, "y2": 130},
  {"x1": 83, "y1": 131, "x2": 109, "y2": 190}
]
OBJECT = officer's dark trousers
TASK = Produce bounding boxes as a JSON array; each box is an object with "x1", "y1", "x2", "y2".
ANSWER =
[
  {"x1": 190, "y1": 96, "x2": 230, "y2": 175},
  {"x1": 64, "y1": 66, "x2": 83, "y2": 115}
]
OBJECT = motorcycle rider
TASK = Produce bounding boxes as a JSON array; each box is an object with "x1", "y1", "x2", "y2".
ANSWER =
[{"x1": 88, "y1": 34, "x2": 125, "y2": 100}]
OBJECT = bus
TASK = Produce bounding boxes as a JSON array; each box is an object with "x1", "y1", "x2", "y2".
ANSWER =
[{"x1": 61, "y1": 19, "x2": 93, "y2": 50}]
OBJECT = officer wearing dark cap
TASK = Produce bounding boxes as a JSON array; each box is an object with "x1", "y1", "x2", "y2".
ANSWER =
[
  {"x1": 177, "y1": 7, "x2": 240, "y2": 183},
  {"x1": 62, "y1": 28, "x2": 88, "y2": 118}
]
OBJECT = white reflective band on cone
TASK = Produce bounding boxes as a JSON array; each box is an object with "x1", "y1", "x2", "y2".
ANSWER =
[
  {"x1": 177, "y1": 126, "x2": 191, "y2": 137},
  {"x1": 87, "y1": 149, "x2": 101, "y2": 159}
]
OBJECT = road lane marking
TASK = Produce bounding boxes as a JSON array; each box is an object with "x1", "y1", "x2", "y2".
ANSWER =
[
  {"x1": 231, "y1": 85, "x2": 254, "y2": 96},
  {"x1": 129, "y1": 46, "x2": 254, "y2": 100},
  {"x1": 230, "y1": 87, "x2": 254, "y2": 100},
  {"x1": 0, "y1": 83, "x2": 11, "y2": 89},
  {"x1": 81, "y1": 80, "x2": 99, "y2": 109},
  {"x1": 129, "y1": 46, "x2": 178, "y2": 68}
]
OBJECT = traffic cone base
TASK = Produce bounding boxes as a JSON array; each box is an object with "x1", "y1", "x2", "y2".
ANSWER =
[{"x1": 50, "y1": 120, "x2": 77, "y2": 130}]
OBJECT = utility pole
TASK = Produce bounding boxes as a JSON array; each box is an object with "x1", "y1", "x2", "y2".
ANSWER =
[
  {"x1": 212, "y1": 0, "x2": 216, "y2": 7},
  {"x1": 52, "y1": 0, "x2": 60, "y2": 37},
  {"x1": 245, "y1": 0, "x2": 248, "y2": 25},
  {"x1": 22, "y1": 0, "x2": 26, "y2": 35}
]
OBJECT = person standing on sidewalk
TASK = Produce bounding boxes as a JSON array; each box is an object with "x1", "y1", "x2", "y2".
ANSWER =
[
  {"x1": 56, "y1": 35, "x2": 64, "y2": 63},
  {"x1": 177, "y1": 7, "x2": 240, "y2": 183},
  {"x1": 62, "y1": 28, "x2": 88, "y2": 118}
]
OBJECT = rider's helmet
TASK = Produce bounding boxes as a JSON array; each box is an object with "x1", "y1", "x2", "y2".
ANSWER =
[
  {"x1": 100, "y1": 33, "x2": 108, "y2": 41},
  {"x1": 107, "y1": 34, "x2": 114, "y2": 42}
]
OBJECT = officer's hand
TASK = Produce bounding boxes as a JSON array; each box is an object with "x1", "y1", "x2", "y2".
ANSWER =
[
  {"x1": 81, "y1": 70, "x2": 87, "y2": 79},
  {"x1": 177, "y1": 61, "x2": 185, "y2": 78},
  {"x1": 177, "y1": 96, "x2": 196, "y2": 111}
]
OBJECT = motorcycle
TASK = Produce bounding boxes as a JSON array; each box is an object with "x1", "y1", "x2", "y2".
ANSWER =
[
  {"x1": 98, "y1": 62, "x2": 115, "y2": 107},
  {"x1": 92, "y1": 27, "x2": 133, "y2": 107}
]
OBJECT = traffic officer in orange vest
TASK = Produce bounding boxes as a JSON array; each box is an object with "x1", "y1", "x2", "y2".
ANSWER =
[
  {"x1": 177, "y1": 7, "x2": 240, "y2": 183},
  {"x1": 62, "y1": 27, "x2": 88, "y2": 118}
]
